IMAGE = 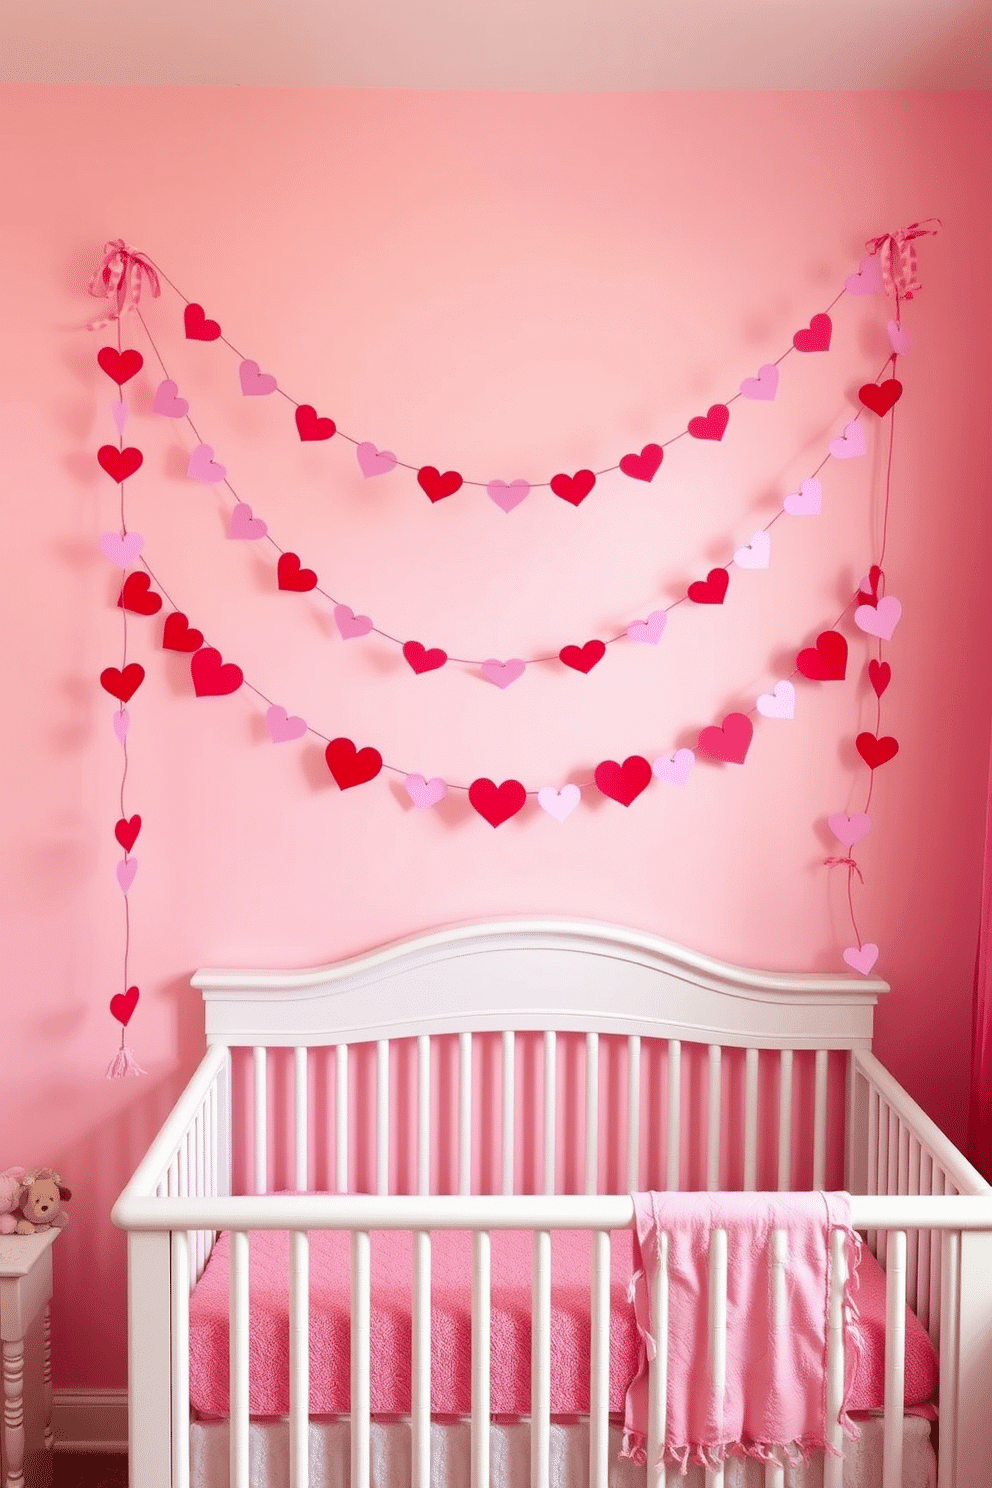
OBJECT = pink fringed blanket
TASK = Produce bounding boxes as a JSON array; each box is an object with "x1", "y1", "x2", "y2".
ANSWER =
[{"x1": 621, "y1": 1191, "x2": 863, "y2": 1474}]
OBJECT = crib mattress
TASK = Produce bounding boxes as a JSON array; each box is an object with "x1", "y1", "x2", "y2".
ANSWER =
[{"x1": 188, "y1": 1226, "x2": 938, "y2": 1420}]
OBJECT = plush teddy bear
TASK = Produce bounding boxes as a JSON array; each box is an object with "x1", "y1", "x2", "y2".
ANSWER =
[
  {"x1": 0, "y1": 1168, "x2": 26, "y2": 1234},
  {"x1": 12, "y1": 1168, "x2": 72, "y2": 1235}
]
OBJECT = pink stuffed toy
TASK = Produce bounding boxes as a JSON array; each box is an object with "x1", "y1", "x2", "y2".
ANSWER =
[
  {"x1": 0, "y1": 1168, "x2": 27, "y2": 1234},
  {"x1": 10, "y1": 1168, "x2": 72, "y2": 1235}
]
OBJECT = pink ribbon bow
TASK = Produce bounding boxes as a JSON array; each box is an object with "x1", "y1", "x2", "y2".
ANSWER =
[
  {"x1": 87, "y1": 239, "x2": 161, "y2": 329},
  {"x1": 864, "y1": 219, "x2": 942, "y2": 303},
  {"x1": 824, "y1": 855, "x2": 864, "y2": 884}
]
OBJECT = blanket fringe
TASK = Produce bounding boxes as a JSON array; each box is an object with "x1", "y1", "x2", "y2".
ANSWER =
[{"x1": 620, "y1": 1429, "x2": 856, "y2": 1477}]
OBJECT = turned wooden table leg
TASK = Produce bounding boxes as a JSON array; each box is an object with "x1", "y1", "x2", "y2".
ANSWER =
[
  {"x1": 2, "y1": 1336, "x2": 25, "y2": 1488},
  {"x1": 42, "y1": 1304, "x2": 53, "y2": 1453}
]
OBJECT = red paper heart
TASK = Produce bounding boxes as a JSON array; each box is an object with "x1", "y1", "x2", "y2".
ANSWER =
[
  {"x1": 697, "y1": 712, "x2": 754, "y2": 764},
  {"x1": 559, "y1": 639, "x2": 606, "y2": 674},
  {"x1": 417, "y1": 466, "x2": 463, "y2": 502},
  {"x1": 468, "y1": 777, "x2": 527, "y2": 827},
  {"x1": 859, "y1": 380, "x2": 903, "y2": 417},
  {"x1": 277, "y1": 553, "x2": 318, "y2": 592},
  {"x1": 98, "y1": 445, "x2": 143, "y2": 483},
  {"x1": 856, "y1": 564, "x2": 884, "y2": 609},
  {"x1": 117, "y1": 573, "x2": 162, "y2": 616},
  {"x1": 97, "y1": 347, "x2": 143, "y2": 385},
  {"x1": 100, "y1": 663, "x2": 144, "y2": 702},
  {"x1": 793, "y1": 313, "x2": 832, "y2": 352},
  {"x1": 594, "y1": 755, "x2": 652, "y2": 806},
  {"x1": 687, "y1": 405, "x2": 730, "y2": 441},
  {"x1": 115, "y1": 815, "x2": 141, "y2": 852},
  {"x1": 110, "y1": 986, "x2": 140, "y2": 1027},
  {"x1": 325, "y1": 737, "x2": 383, "y2": 790},
  {"x1": 295, "y1": 405, "x2": 337, "y2": 441},
  {"x1": 191, "y1": 647, "x2": 243, "y2": 697},
  {"x1": 550, "y1": 469, "x2": 596, "y2": 506},
  {"x1": 856, "y1": 732, "x2": 899, "y2": 769},
  {"x1": 403, "y1": 641, "x2": 448, "y2": 674},
  {"x1": 687, "y1": 568, "x2": 729, "y2": 604},
  {"x1": 796, "y1": 630, "x2": 848, "y2": 681},
  {"x1": 619, "y1": 444, "x2": 664, "y2": 482},
  {"x1": 867, "y1": 659, "x2": 891, "y2": 697},
  {"x1": 162, "y1": 612, "x2": 204, "y2": 653},
  {"x1": 184, "y1": 303, "x2": 222, "y2": 340}
]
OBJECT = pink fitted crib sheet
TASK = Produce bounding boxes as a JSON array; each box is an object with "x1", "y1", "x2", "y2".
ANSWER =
[{"x1": 188, "y1": 1225, "x2": 938, "y2": 1420}]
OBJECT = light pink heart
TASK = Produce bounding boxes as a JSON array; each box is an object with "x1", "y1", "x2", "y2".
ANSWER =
[
  {"x1": 152, "y1": 379, "x2": 189, "y2": 418},
  {"x1": 756, "y1": 680, "x2": 795, "y2": 719},
  {"x1": 112, "y1": 708, "x2": 130, "y2": 744},
  {"x1": 887, "y1": 321, "x2": 912, "y2": 356},
  {"x1": 239, "y1": 359, "x2": 277, "y2": 396},
  {"x1": 844, "y1": 255, "x2": 884, "y2": 295},
  {"x1": 481, "y1": 658, "x2": 526, "y2": 688},
  {"x1": 404, "y1": 774, "x2": 448, "y2": 808},
  {"x1": 99, "y1": 531, "x2": 144, "y2": 568},
  {"x1": 626, "y1": 611, "x2": 667, "y2": 645},
  {"x1": 116, "y1": 858, "x2": 138, "y2": 893},
  {"x1": 739, "y1": 364, "x2": 779, "y2": 401},
  {"x1": 111, "y1": 401, "x2": 129, "y2": 435},
  {"x1": 487, "y1": 479, "x2": 531, "y2": 513},
  {"x1": 784, "y1": 479, "x2": 822, "y2": 517},
  {"x1": 356, "y1": 442, "x2": 397, "y2": 478},
  {"x1": 652, "y1": 748, "x2": 694, "y2": 786},
  {"x1": 829, "y1": 422, "x2": 867, "y2": 460},
  {"x1": 855, "y1": 595, "x2": 902, "y2": 641},
  {"x1": 265, "y1": 705, "x2": 307, "y2": 743},
  {"x1": 733, "y1": 531, "x2": 770, "y2": 569},
  {"x1": 828, "y1": 812, "x2": 872, "y2": 849},
  {"x1": 334, "y1": 604, "x2": 374, "y2": 639},
  {"x1": 187, "y1": 444, "x2": 227, "y2": 483},
  {"x1": 843, "y1": 943, "x2": 879, "y2": 976},
  {"x1": 229, "y1": 503, "x2": 268, "y2": 540},
  {"x1": 537, "y1": 784, "x2": 581, "y2": 822}
]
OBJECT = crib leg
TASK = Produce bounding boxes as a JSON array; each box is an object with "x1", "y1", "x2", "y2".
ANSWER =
[{"x1": 127, "y1": 1232, "x2": 173, "y2": 1488}]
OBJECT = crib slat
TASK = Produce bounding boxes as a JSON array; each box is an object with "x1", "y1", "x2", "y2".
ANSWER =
[
  {"x1": 229, "y1": 1230, "x2": 250, "y2": 1488},
  {"x1": 667, "y1": 1041, "x2": 681, "y2": 1191},
  {"x1": 471, "y1": 1231, "x2": 491, "y2": 1488},
  {"x1": 459, "y1": 1032, "x2": 472, "y2": 1196},
  {"x1": 882, "y1": 1230, "x2": 907, "y2": 1488},
  {"x1": 937, "y1": 1227, "x2": 961, "y2": 1488},
  {"x1": 289, "y1": 1229, "x2": 309, "y2": 1488},
  {"x1": 351, "y1": 1230, "x2": 371, "y2": 1488},
  {"x1": 170, "y1": 1231, "x2": 190, "y2": 1488},
  {"x1": 294, "y1": 1046, "x2": 308, "y2": 1192},
  {"x1": 412, "y1": 1230, "x2": 431, "y2": 1488},
  {"x1": 917, "y1": 1151, "x2": 934, "y2": 1335},
  {"x1": 377, "y1": 1039, "x2": 390, "y2": 1196},
  {"x1": 743, "y1": 1048, "x2": 759, "y2": 1191},
  {"x1": 929, "y1": 1168, "x2": 945, "y2": 1346},
  {"x1": 532, "y1": 1229, "x2": 552, "y2": 1488},
  {"x1": 706, "y1": 1046, "x2": 721, "y2": 1192},
  {"x1": 866, "y1": 1087, "x2": 879, "y2": 1255},
  {"x1": 417, "y1": 1036, "x2": 431, "y2": 1197},
  {"x1": 626, "y1": 1035, "x2": 641, "y2": 1192},
  {"x1": 647, "y1": 1232, "x2": 668, "y2": 1488},
  {"x1": 906, "y1": 1138, "x2": 921, "y2": 1311},
  {"x1": 590, "y1": 1230, "x2": 610, "y2": 1488},
  {"x1": 543, "y1": 1031, "x2": 556, "y2": 1196},
  {"x1": 585, "y1": 1032, "x2": 600, "y2": 1195},
  {"x1": 813, "y1": 1048, "x2": 829, "y2": 1189},
  {"x1": 764, "y1": 1458, "x2": 785, "y2": 1488},
  {"x1": 194, "y1": 1110, "x2": 204, "y2": 1282},
  {"x1": 886, "y1": 1108, "x2": 899, "y2": 1198},
  {"x1": 823, "y1": 1227, "x2": 847, "y2": 1488},
  {"x1": 706, "y1": 1228, "x2": 727, "y2": 1488},
  {"x1": 778, "y1": 1050, "x2": 793, "y2": 1191},
  {"x1": 502, "y1": 1030, "x2": 516, "y2": 1196},
  {"x1": 253, "y1": 1046, "x2": 267, "y2": 1195},
  {"x1": 335, "y1": 1044, "x2": 349, "y2": 1193}
]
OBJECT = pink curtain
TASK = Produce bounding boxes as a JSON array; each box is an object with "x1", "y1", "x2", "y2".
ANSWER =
[{"x1": 968, "y1": 769, "x2": 992, "y2": 1182}]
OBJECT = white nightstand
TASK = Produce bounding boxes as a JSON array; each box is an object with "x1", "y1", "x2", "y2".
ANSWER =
[{"x1": 0, "y1": 1229, "x2": 59, "y2": 1488}]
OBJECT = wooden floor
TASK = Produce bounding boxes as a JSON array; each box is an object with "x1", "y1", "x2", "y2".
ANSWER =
[{"x1": 54, "y1": 1453, "x2": 128, "y2": 1488}]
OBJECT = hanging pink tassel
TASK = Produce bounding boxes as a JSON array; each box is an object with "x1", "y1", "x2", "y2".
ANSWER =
[{"x1": 105, "y1": 1043, "x2": 147, "y2": 1079}]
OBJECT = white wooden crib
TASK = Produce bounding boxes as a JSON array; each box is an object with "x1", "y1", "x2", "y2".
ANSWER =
[{"x1": 112, "y1": 919, "x2": 992, "y2": 1488}]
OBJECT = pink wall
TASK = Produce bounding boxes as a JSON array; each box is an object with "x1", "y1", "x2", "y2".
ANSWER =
[{"x1": 0, "y1": 87, "x2": 990, "y2": 1390}]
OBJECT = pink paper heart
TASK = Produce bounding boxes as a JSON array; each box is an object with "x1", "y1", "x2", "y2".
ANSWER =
[
  {"x1": 844, "y1": 255, "x2": 884, "y2": 295},
  {"x1": 404, "y1": 774, "x2": 448, "y2": 808},
  {"x1": 356, "y1": 442, "x2": 397, "y2": 478},
  {"x1": 229, "y1": 503, "x2": 268, "y2": 540},
  {"x1": 537, "y1": 784, "x2": 581, "y2": 822},
  {"x1": 151, "y1": 379, "x2": 189, "y2": 418},
  {"x1": 626, "y1": 611, "x2": 667, "y2": 645},
  {"x1": 828, "y1": 812, "x2": 872, "y2": 848},
  {"x1": 855, "y1": 595, "x2": 902, "y2": 641},
  {"x1": 487, "y1": 479, "x2": 530, "y2": 513},
  {"x1": 829, "y1": 422, "x2": 867, "y2": 460},
  {"x1": 112, "y1": 708, "x2": 130, "y2": 744},
  {"x1": 481, "y1": 658, "x2": 526, "y2": 688},
  {"x1": 733, "y1": 531, "x2": 770, "y2": 569},
  {"x1": 187, "y1": 443, "x2": 227, "y2": 483},
  {"x1": 756, "y1": 680, "x2": 795, "y2": 719},
  {"x1": 739, "y1": 364, "x2": 779, "y2": 401},
  {"x1": 652, "y1": 748, "x2": 694, "y2": 786},
  {"x1": 116, "y1": 858, "x2": 138, "y2": 893},
  {"x1": 265, "y1": 705, "x2": 307, "y2": 743},
  {"x1": 784, "y1": 479, "x2": 822, "y2": 516},
  {"x1": 843, "y1": 943, "x2": 879, "y2": 976},
  {"x1": 334, "y1": 604, "x2": 374, "y2": 639},
  {"x1": 99, "y1": 531, "x2": 144, "y2": 568},
  {"x1": 111, "y1": 401, "x2": 129, "y2": 435},
  {"x1": 887, "y1": 321, "x2": 912, "y2": 356},
  {"x1": 239, "y1": 359, "x2": 277, "y2": 396}
]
